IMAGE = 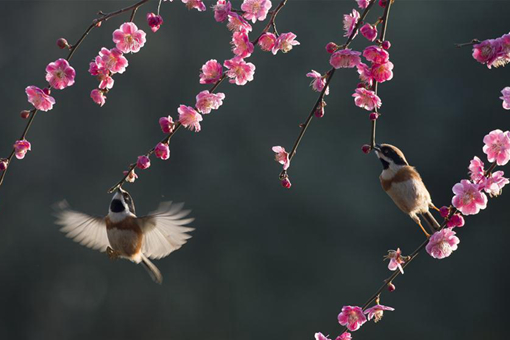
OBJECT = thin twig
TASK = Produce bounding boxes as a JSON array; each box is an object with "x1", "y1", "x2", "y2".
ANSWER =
[{"x1": 455, "y1": 39, "x2": 480, "y2": 48}]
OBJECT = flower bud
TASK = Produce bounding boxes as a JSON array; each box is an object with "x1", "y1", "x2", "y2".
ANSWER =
[
  {"x1": 439, "y1": 206, "x2": 450, "y2": 218},
  {"x1": 382, "y1": 40, "x2": 391, "y2": 50},
  {"x1": 281, "y1": 177, "x2": 292, "y2": 189},
  {"x1": 136, "y1": 155, "x2": 151, "y2": 169},
  {"x1": 325, "y1": 42, "x2": 339, "y2": 54},
  {"x1": 0, "y1": 158, "x2": 8, "y2": 171},
  {"x1": 314, "y1": 106, "x2": 324, "y2": 118},
  {"x1": 387, "y1": 283, "x2": 396, "y2": 292},
  {"x1": 369, "y1": 112, "x2": 379, "y2": 121},
  {"x1": 361, "y1": 144, "x2": 371, "y2": 154},
  {"x1": 20, "y1": 110, "x2": 31, "y2": 119},
  {"x1": 56, "y1": 38, "x2": 69, "y2": 49},
  {"x1": 379, "y1": 0, "x2": 388, "y2": 7}
]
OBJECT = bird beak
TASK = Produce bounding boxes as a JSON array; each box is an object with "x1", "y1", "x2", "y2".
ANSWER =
[{"x1": 373, "y1": 144, "x2": 382, "y2": 152}]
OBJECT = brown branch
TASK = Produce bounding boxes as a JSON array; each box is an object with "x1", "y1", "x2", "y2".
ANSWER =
[
  {"x1": 0, "y1": 0, "x2": 150, "y2": 191},
  {"x1": 455, "y1": 39, "x2": 480, "y2": 48}
]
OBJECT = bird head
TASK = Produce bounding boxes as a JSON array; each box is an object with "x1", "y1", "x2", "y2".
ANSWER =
[
  {"x1": 373, "y1": 143, "x2": 409, "y2": 174},
  {"x1": 110, "y1": 187, "x2": 136, "y2": 215}
]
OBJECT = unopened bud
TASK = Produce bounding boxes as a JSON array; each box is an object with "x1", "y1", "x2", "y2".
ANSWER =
[
  {"x1": 20, "y1": 110, "x2": 30, "y2": 119},
  {"x1": 325, "y1": 42, "x2": 339, "y2": 54},
  {"x1": 361, "y1": 144, "x2": 371, "y2": 154},
  {"x1": 281, "y1": 177, "x2": 292, "y2": 189},
  {"x1": 0, "y1": 158, "x2": 8, "y2": 171},
  {"x1": 43, "y1": 88, "x2": 50, "y2": 95},
  {"x1": 382, "y1": 40, "x2": 391, "y2": 50},
  {"x1": 439, "y1": 206, "x2": 450, "y2": 218},
  {"x1": 369, "y1": 112, "x2": 379, "y2": 121},
  {"x1": 388, "y1": 283, "x2": 396, "y2": 292},
  {"x1": 56, "y1": 38, "x2": 69, "y2": 49}
]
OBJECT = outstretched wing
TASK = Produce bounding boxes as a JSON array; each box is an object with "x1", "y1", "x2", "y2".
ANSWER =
[
  {"x1": 139, "y1": 202, "x2": 194, "y2": 260},
  {"x1": 54, "y1": 201, "x2": 110, "y2": 252}
]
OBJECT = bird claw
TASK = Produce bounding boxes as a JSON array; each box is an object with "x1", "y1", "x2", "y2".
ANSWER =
[{"x1": 106, "y1": 246, "x2": 119, "y2": 260}]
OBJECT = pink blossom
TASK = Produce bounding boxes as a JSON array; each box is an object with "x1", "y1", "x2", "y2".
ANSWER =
[
  {"x1": 452, "y1": 179, "x2": 487, "y2": 215},
  {"x1": 99, "y1": 48, "x2": 128, "y2": 74},
  {"x1": 382, "y1": 40, "x2": 391, "y2": 50},
  {"x1": 200, "y1": 59, "x2": 223, "y2": 84},
  {"x1": 363, "y1": 45, "x2": 389, "y2": 64},
  {"x1": 281, "y1": 177, "x2": 292, "y2": 189},
  {"x1": 159, "y1": 116, "x2": 175, "y2": 134},
  {"x1": 195, "y1": 90, "x2": 225, "y2": 114},
  {"x1": 426, "y1": 228, "x2": 460, "y2": 259},
  {"x1": 306, "y1": 70, "x2": 329, "y2": 95},
  {"x1": 272, "y1": 146, "x2": 290, "y2": 170},
  {"x1": 227, "y1": 13, "x2": 252, "y2": 33},
  {"x1": 90, "y1": 89, "x2": 106, "y2": 107},
  {"x1": 329, "y1": 49, "x2": 361, "y2": 69},
  {"x1": 45, "y1": 58, "x2": 76, "y2": 90},
  {"x1": 213, "y1": 0, "x2": 231, "y2": 22},
  {"x1": 343, "y1": 9, "x2": 360, "y2": 38},
  {"x1": 352, "y1": 88, "x2": 381, "y2": 111},
  {"x1": 337, "y1": 305, "x2": 366, "y2": 332},
  {"x1": 360, "y1": 23, "x2": 377, "y2": 41},
  {"x1": 439, "y1": 206, "x2": 450, "y2": 218},
  {"x1": 481, "y1": 171, "x2": 509, "y2": 197},
  {"x1": 224, "y1": 57, "x2": 255, "y2": 86},
  {"x1": 446, "y1": 213, "x2": 465, "y2": 228},
  {"x1": 472, "y1": 39, "x2": 502, "y2": 68},
  {"x1": 356, "y1": 0, "x2": 370, "y2": 9},
  {"x1": 272, "y1": 32, "x2": 300, "y2": 55},
  {"x1": 25, "y1": 86, "x2": 56, "y2": 112},
  {"x1": 232, "y1": 31, "x2": 254, "y2": 58},
  {"x1": 178, "y1": 105, "x2": 203, "y2": 132},
  {"x1": 137, "y1": 155, "x2": 151, "y2": 169},
  {"x1": 112, "y1": 22, "x2": 147, "y2": 53},
  {"x1": 385, "y1": 248, "x2": 405, "y2": 274},
  {"x1": 0, "y1": 158, "x2": 8, "y2": 171},
  {"x1": 483, "y1": 129, "x2": 510, "y2": 165},
  {"x1": 356, "y1": 63, "x2": 373, "y2": 86},
  {"x1": 182, "y1": 0, "x2": 206, "y2": 11},
  {"x1": 364, "y1": 304, "x2": 394, "y2": 323},
  {"x1": 258, "y1": 32, "x2": 277, "y2": 52},
  {"x1": 89, "y1": 56, "x2": 114, "y2": 89},
  {"x1": 469, "y1": 156, "x2": 485, "y2": 183},
  {"x1": 146, "y1": 13, "x2": 164, "y2": 32},
  {"x1": 370, "y1": 61, "x2": 394, "y2": 83},
  {"x1": 314, "y1": 333, "x2": 331, "y2": 340},
  {"x1": 123, "y1": 169, "x2": 138, "y2": 183},
  {"x1": 154, "y1": 142, "x2": 170, "y2": 160},
  {"x1": 500, "y1": 87, "x2": 510, "y2": 110},
  {"x1": 13, "y1": 140, "x2": 31, "y2": 160},
  {"x1": 241, "y1": 0, "x2": 272, "y2": 23},
  {"x1": 336, "y1": 332, "x2": 352, "y2": 340}
]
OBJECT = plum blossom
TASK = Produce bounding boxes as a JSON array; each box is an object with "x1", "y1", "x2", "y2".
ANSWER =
[
  {"x1": 469, "y1": 156, "x2": 485, "y2": 183},
  {"x1": 306, "y1": 70, "x2": 329, "y2": 95},
  {"x1": 154, "y1": 142, "x2": 170, "y2": 160},
  {"x1": 336, "y1": 333, "x2": 351, "y2": 340},
  {"x1": 159, "y1": 116, "x2": 175, "y2": 134},
  {"x1": 13, "y1": 140, "x2": 31, "y2": 160},
  {"x1": 258, "y1": 32, "x2": 277, "y2": 52},
  {"x1": 482, "y1": 171, "x2": 509, "y2": 197},
  {"x1": 426, "y1": 228, "x2": 460, "y2": 259},
  {"x1": 337, "y1": 305, "x2": 366, "y2": 332},
  {"x1": 357, "y1": 63, "x2": 373, "y2": 86},
  {"x1": 472, "y1": 39, "x2": 504, "y2": 69},
  {"x1": 241, "y1": 0, "x2": 272, "y2": 23},
  {"x1": 213, "y1": 0, "x2": 231, "y2": 22},
  {"x1": 356, "y1": 0, "x2": 370, "y2": 9},
  {"x1": 384, "y1": 248, "x2": 405, "y2": 274},
  {"x1": 99, "y1": 48, "x2": 128, "y2": 74},
  {"x1": 200, "y1": 59, "x2": 223, "y2": 84},
  {"x1": 146, "y1": 13, "x2": 163, "y2": 32},
  {"x1": 232, "y1": 31, "x2": 254, "y2": 58},
  {"x1": 224, "y1": 57, "x2": 256, "y2": 86},
  {"x1": 483, "y1": 129, "x2": 510, "y2": 165},
  {"x1": 272, "y1": 32, "x2": 300, "y2": 55},
  {"x1": 227, "y1": 13, "x2": 252, "y2": 33},
  {"x1": 360, "y1": 23, "x2": 377, "y2": 41},
  {"x1": 500, "y1": 87, "x2": 510, "y2": 110},
  {"x1": 272, "y1": 146, "x2": 290, "y2": 170},
  {"x1": 182, "y1": 0, "x2": 206, "y2": 11},
  {"x1": 329, "y1": 49, "x2": 361, "y2": 69},
  {"x1": 90, "y1": 89, "x2": 106, "y2": 106},
  {"x1": 352, "y1": 88, "x2": 381, "y2": 111},
  {"x1": 446, "y1": 213, "x2": 465, "y2": 228},
  {"x1": 314, "y1": 333, "x2": 331, "y2": 340},
  {"x1": 112, "y1": 22, "x2": 146, "y2": 53},
  {"x1": 364, "y1": 304, "x2": 394, "y2": 323},
  {"x1": 89, "y1": 57, "x2": 114, "y2": 89},
  {"x1": 45, "y1": 59, "x2": 76, "y2": 90},
  {"x1": 370, "y1": 61, "x2": 394, "y2": 83},
  {"x1": 195, "y1": 90, "x2": 225, "y2": 114},
  {"x1": 363, "y1": 45, "x2": 389, "y2": 64},
  {"x1": 178, "y1": 105, "x2": 203, "y2": 132},
  {"x1": 452, "y1": 179, "x2": 487, "y2": 215},
  {"x1": 25, "y1": 86, "x2": 56, "y2": 112},
  {"x1": 123, "y1": 169, "x2": 138, "y2": 183},
  {"x1": 343, "y1": 9, "x2": 360, "y2": 38},
  {"x1": 137, "y1": 155, "x2": 151, "y2": 169}
]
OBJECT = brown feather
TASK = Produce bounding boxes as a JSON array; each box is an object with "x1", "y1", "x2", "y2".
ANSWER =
[
  {"x1": 105, "y1": 216, "x2": 143, "y2": 256},
  {"x1": 380, "y1": 166, "x2": 422, "y2": 191}
]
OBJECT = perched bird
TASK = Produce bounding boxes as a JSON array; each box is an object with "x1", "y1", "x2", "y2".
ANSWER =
[
  {"x1": 55, "y1": 188, "x2": 194, "y2": 284},
  {"x1": 373, "y1": 143, "x2": 440, "y2": 237}
]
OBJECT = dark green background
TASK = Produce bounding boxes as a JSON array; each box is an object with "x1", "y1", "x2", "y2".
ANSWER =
[{"x1": 0, "y1": 0, "x2": 509, "y2": 339}]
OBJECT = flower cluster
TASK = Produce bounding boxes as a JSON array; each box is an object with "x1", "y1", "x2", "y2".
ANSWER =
[
  {"x1": 472, "y1": 32, "x2": 510, "y2": 68},
  {"x1": 89, "y1": 22, "x2": 146, "y2": 106},
  {"x1": 426, "y1": 129, "x2": 510, "y2": 259}
]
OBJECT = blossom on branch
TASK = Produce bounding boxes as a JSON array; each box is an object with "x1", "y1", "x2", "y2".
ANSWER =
[
  {"x1": 13, "y1": 140, "x2": 31, "y2": 160},
  {"x1": 501, "y1": 87, "x2": 510, "y2": 110},
  {"x1": 258, "y1": 32, "x2": 277, "y2": 52},
  {"x1": 482, "y1": 129, "x2": 510, "y2": 166},
  {"x1": 360, "y1": 23, "x2": 377, "y2": 42},
  {"x1": 45, "y1": 58, "x2": 76, "y2": 90},
  {"x1": 452, "y1": 179, "x2": 487, "y2": 215},
  {"x1": 224, "y1": 57, "x2": 256, "y2": 85},
  {"x1": 343, "y1": 9, "x2": 360, "y2": 38},
  {"x1": 123, "y1": 170, "x2": 138, "y2": 183},
  {"x1": 352, "y1": 88, "x2": 381, "y2": 111},
  {"x1": 195, "y1": 90, "x2": 225, "y2": 114},
  {"x1": 364, "y1": 304, "x2": 395, "y2": 323},
  {"x1": 154, "y1": 142, "x2": 170, "y2": 160},
  {"x1": 384, "y1": 248, "x2": 405, "y2": 274},
  {"x1": 213, "y1": 0, "x2": 231, "y2": 22},
  {"x1": 241, "y1": 0, "x2": 272, "y2": 23},
  {"x1": 329, "y1": 49, "x2": 361, "y2": 69},
  {"x1": 199, "y1": 59, "x2": 223, "y2": 84},
  {"x1": 272, "y1": 32, "x2": 300, "y2": 55},
  {"x1": 306, "y1": 70, "x2": 329, "y2": 95},
  {"x1": 25, "y1": 86, "x2": 55, "y2": 112},
  {"x1": 90, "y1": 89, "x2": 106, "y2": 106},
  {"x1": 182, "y1": 0, "x2": 206, "y2": 11},
  {"x1": 336, "y1": 332, "x2": 351, "y2": 340},
  {"x1": 272, "y1": 146, "x2": 290, "y2": 170},
  {"x1": 159, "y1": 116, "x2": 175, "y2": 134},
  {"x1": 337, "y1": 305, "x2": 366, "y2": 332},
  {"x1": 232, "y1": 31, "x2": 254, "y2": 58},
  {"x1": 112, "y1": 22, "x2": 147, "y2": 53},
  {"x1": 137, "y1": 155, "x2": 151, "y2": 169},
  {"x1": 227, "y1": 13, "x2": 252, "y2": 33},
  {"x1": 146, "y1": 13, "x2": 164, "y2": 33},
  {"x1": 426, "y1": 228, "x2": 460, "y2": 259},
  {"x1": 99, "y1": 48, "x2": 128, "y2": 74},
  {"x1": 178, "y1": 105, "x2": 203, "y2": 132}
]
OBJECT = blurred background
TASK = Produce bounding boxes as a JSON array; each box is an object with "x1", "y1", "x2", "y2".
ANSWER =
[{"x1": 1, "y1": 0, "x2": 509, "y2": 339}]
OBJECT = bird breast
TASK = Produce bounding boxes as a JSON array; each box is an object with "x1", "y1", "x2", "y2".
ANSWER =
[{"x1": 105, "y1": 216, "x2": 143, "y2": 261}]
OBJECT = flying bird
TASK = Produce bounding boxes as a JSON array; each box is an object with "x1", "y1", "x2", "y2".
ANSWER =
[
  {"x1": 373, "y1": 143, "x2": 440, "y2": 237},
  {"x1": 55, "y1": 188, "x2": 194, "y2": 284}
]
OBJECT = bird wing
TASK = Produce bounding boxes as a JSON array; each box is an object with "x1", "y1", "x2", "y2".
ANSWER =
[
  {"x1": 139, "y1": 202, "x2": 194, "y2": 260},
  {"x1": 54, "y1": 201, "x2": 110, "y2": 252}
]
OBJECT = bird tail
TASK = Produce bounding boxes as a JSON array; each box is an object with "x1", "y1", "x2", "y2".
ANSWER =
[
  {"x1": 140, "y1": 254, "x2": 163, "y2": 284},
  {"x1": 422, "y1": 211, "x2": 441, "y2": 233}
]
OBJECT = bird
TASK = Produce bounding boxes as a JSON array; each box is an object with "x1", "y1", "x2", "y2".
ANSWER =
[
  {"x1": 373, "y1": 143, "x2": 440, "y2": 237},
  {"x1": 55, "y1": 188, "x2": 194, "y2": 284}
]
